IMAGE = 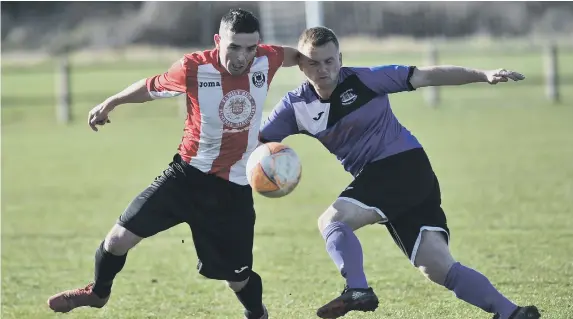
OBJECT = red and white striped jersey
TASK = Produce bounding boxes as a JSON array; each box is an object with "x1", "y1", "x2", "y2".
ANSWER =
[{"x1": 146, "y1": 45, "x2": 284, "y2": 185}]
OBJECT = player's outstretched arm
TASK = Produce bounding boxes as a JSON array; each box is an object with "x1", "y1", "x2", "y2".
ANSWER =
[
  {"x1": 87, "y1": 79, "x2": 153, "y2": 132},
  {"x1": 88, "y1": 58, "x2": 188, "y2": 132},
  {"x1": 281, "y1": 46, "x2": 301, "y2": 67},
  {"x1": 409, "y1": 66, "x2": 525, "y2": 89}
]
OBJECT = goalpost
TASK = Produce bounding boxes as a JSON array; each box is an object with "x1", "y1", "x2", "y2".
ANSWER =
[
  {"x1": 304, "y1": 1, "x2": 324, "y2": 28},
  {"x1": 258, "y1": 1, "x2": 324, "y2": 44}
]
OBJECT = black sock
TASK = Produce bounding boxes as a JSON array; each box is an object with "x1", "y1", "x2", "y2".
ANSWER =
[
  {"x1": 91, "y1": 241, "x2": 127, "y2": 298},
  {"x1": 235, "y1": 271, "x2": 264, "y2": 318}
]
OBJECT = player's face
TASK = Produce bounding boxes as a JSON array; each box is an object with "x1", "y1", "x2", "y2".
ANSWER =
[
  {"x1": 215, "y1": 29, "x2": 260, "y2": 76},
  {"x1": 298, "y1": 41, "x2": 342, "y2": 89}
]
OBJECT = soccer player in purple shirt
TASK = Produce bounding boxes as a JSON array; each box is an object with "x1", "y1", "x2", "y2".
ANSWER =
[{"x1": 260, "y1": 27, "x2": 539, "y2": 319}]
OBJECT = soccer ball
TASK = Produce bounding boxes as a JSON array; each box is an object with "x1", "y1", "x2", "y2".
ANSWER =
[{"x1": 246, "y1": 142, "x2": 302, "y2": 198}]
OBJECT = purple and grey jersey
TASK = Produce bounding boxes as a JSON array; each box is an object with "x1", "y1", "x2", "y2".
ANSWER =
[{"x1": 260, "y1": 65, "x2": 423, "y2": 176}]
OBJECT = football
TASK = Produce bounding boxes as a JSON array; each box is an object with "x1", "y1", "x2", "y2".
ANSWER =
[{"x1": 246, "y1": 142, "x2": 302, "y2": 198}]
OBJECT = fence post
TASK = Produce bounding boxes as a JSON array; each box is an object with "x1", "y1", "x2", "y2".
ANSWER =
[
  {"x1": 544, "y1": 43, "x2": 559, "y2": 104},
  {"x1": 56, "y1": 54, "x2": 72, "y2": 124},
  {"x1": 425, "y1": 44, "x2": 439, "y2": 107}
]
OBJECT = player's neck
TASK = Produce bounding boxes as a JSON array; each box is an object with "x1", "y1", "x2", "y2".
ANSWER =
[
  {"x1": 312, "y1": 83, "x2": 337, "y2": 101},
  {"x1": 315, "y1": 88, "x2": 334, "y2": 100}
]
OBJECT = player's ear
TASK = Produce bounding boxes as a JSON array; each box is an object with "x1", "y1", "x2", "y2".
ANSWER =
[
  {"x1": 214, "y1": 34, "x2": 221, "y2": 48},
  {"x1": 339, "y1": 52, "x2": 343, "y2": 66}
]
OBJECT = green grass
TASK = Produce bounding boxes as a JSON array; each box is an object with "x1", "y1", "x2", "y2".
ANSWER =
[{"x1": 2, "y1": 49, "x2": 573, "y2": 319}]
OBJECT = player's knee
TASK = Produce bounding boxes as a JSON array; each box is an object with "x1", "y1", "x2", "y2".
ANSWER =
[
  {"x1": 103, "y1": 224, "x2": 143, "y2": 255},
  {"x1": 318, "y1": 199, "x2": 382, "y2": 233},
  {"x1": 226, "y1": 277, "x2": 249, "y2": 292},
  {"x1": 317, "y1": 205, "x2": 354, "y2": 233},
  {"x1": 317, "y1": 206, "x2": 338, "y2": 233},
  {"x1": 417, "y1": 264, "x2": 450, "y2": 285},
  {"x1": 413, "y1": 230, "x2": 455, "y2": 286}
]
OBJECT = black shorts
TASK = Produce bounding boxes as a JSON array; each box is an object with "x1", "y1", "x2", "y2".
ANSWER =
[
  {"x1": 117, "y1": 154, "x2": 256, "y2": 282},
  {"x1": 339, "y1": 148, "x2": 450, "y2": 265}
]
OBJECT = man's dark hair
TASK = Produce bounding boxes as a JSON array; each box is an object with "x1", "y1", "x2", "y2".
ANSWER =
[
  {"x1": 220, "y1": 8, "x2": 260, "y2": 34},
  {"x1": 298, "y1": 26, "x2": 340, "y2": 49}
]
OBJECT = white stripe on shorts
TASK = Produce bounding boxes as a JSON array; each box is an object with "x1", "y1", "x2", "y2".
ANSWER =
[{"x1": 409, "y1": 226, "x2": 450, "y2": 265}]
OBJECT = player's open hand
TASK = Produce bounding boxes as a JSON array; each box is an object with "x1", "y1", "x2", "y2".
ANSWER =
[
  {"x1": 485, "y1": 69, "x2": 525, "y2": 85},
  {"x1": 88, "y1": 103, "x2": 112, "y2": 132}
]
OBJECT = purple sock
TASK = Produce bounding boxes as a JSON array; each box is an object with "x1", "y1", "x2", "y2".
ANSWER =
[
  {"x1": 444, "y1": 262, "x2": 518, "y2": 319},
  {"x1": 322, "y1": 221, "x2": 368, "y2": 289}
]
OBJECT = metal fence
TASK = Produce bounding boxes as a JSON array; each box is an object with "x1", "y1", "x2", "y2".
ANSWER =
[{"x1": 2, "y1": 43, "x2": 569, "y2": 125}]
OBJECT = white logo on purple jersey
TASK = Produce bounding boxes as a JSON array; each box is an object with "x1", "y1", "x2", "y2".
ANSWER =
[{"x1": 340, "y1": 89, "x2": 358, "y2": 106}]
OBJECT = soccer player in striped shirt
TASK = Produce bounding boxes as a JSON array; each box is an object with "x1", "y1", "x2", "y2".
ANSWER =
[
  {"x1": 47, "y1": 9, "x2": 299, "y2": 319},
  {"x1": 259, "y1": 27, "x2": 540, "y2": 319}
]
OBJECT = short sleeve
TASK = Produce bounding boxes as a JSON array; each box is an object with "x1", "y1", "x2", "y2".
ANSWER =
[
  {"x1": 259, "y1": 96, "x2": 298, "y2": 143},
  {"x1": 257, "y1": 44, "x2": 284, "y2": 81},
  {"x1": 355, "y1": 65, "x2": 416, "y2": 95},
  {"x1": 146, "y1": 57, "x2": 188, "y2": 99}
]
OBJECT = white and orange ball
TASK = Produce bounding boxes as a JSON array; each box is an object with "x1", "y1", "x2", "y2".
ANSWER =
[{"x1": 246, "y1": 142, "x2": 302, "y2": 198}]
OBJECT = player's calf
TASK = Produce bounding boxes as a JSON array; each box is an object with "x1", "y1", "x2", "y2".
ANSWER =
[
  {"x1": 47, "y1": 224, "x2": 142, "y2": 313},
  {"x1": 317, "y1": 199, "x2": 381, "y2": 290},
  {"x1": 229, "y1": 272, "x2": 267, "y2": 319},
  {"x1": 316, "y1": 199, "x2": 383, "y2": 318},
  {"x1": 413, "y1": 230, "x2": 456, "y2": 285},
  {"x1": 91, "y1": 224, "x2": 142, "y2": 298},
  {"x1": 414, "y1": 229, "x2": 524, "y2": 319}
]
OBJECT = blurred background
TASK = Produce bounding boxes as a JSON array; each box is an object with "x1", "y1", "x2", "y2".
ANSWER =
[
  {"x1": 2, "y1": 2, "x2": 573, "y2": 50},
  {"x1": 2, "y1": 1, "x2": 573, "y2": 123},
  {"x1": 2, "y1": 2, "x2": 573, "y2": 319}
]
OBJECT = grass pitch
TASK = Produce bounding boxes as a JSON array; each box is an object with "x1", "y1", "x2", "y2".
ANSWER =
[{"x1": 2, "y1": 48, "x2": 573, "y2": 319}]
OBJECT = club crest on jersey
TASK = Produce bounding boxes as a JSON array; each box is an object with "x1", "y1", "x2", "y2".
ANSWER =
[
  {"x1": 251, "y1": 71, "x2": 266, "y2": 88},
  {"x1": 219, "y1": 90, "x2": 256, "y2": 130},
  {"x1": 340, "y1": 89, "x2": 358, "y2": 106}
]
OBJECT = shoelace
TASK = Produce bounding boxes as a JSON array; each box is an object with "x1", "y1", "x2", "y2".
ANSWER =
[{"x1": 65, "y1": 284, "x2": 92, "y2": 298}]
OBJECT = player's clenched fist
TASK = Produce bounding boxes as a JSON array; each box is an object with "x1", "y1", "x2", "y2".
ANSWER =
[
  {"x1": 88, "y1": 103, "x2": 112, "y2": 132},
  {"x1": 484, "y1": 69, "x2": 525, "y2": 85}
]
